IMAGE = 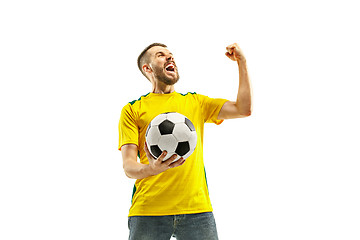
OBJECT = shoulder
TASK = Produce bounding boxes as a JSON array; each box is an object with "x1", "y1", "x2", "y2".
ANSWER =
[
  {"x1": 128, "y1": 92, "x2": 151, "y2": 106},
  {"x1": 121, "y1": 92, "x2": 150, "y2": 116},
  {"x1": 122, "y1": 92, "x2": 151, "y2": 109}
]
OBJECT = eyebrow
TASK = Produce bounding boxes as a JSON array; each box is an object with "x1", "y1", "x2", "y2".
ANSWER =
[{"x1": 155, "y1": 51, "x2": 173, "y2": 56}]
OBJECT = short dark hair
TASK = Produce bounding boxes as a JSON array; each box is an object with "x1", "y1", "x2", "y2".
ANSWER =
[{"x1": 137, "y1": 43, "x2": 167, "y2": 79}]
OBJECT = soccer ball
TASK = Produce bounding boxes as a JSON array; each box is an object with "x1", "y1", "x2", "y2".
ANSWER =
[{"x1": 145, "y1": 112, "x2": 197, "y2": 162}]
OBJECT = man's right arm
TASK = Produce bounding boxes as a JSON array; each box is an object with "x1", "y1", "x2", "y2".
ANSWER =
[
  {"x1": 121, "y1": 143, "x2": 185, "y2": 179},
  {"x1": 121, "y1": 144, "x2": 153, "y2": 179}
]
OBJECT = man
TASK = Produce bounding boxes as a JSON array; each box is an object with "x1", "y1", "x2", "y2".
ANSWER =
[{"x1": 119, "y1": 42, "x2": 252, "y2": 240}]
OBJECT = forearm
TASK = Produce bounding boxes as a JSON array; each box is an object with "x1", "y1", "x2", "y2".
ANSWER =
[
  {"x1": 235, "y1": 59, "x2": 252, "y2": 115},
  {"x1": 123, "y1": 160, "x2": 154, "y2": 179},
  {"x1": 122, "y1": 144, "x2": 184, "y2": 179}
]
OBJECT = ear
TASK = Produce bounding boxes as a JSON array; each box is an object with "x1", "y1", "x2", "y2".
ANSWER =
[{"x1": 142, "y1": 64, "x2": 152, "y2": 73}]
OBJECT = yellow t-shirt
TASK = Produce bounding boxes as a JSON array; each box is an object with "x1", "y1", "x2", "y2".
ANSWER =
[{"x1": 118, "y1": 91, "x2": 228, "y2": 216}]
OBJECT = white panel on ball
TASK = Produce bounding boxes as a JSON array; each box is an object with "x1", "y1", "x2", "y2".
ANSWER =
[
  {"x1": 166, "y1": 112, "x2": 185, "y2": 124},
  {"x1": 172, "y1": 123, "x2": 192, "y2": 142},
  {"x1": 188, "y1": 131, "x2": 197, "y2": 150},
  {"x1": 146, "y1": 127, "x2": 162, "y2": 146},
  {"x1": 158, "y1": 135, "x2": 178, "y2": 153}
]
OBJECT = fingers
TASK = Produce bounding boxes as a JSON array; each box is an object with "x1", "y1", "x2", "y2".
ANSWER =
[
  {"x1": 225, "y1": 52, "x2": 233, "y2": 58},
  {"x1": 228, "y1": 43, "x2": 239, "y2": 48},
  {"x1": 226, "y1": 43, "x2": 238, "y2": 61},
  {"x1": 226, "y1": 43, "x2": 245, "y2": 61},
  {"x1": 168, "y1": 157, "x2": 185, "y2": 168},
  {"x1": 157, "y1": 151, "x2": 169, "y2": 161},
  {"x1": 226, "y1": 46, "x2": 233, "y2": 54},
  {"x1": 162, "y1": 153, "x2": 185, "y2": 169},
  {"x1": 225, "y1": 50, "x2": 236, "y2": 61},
  {"x1": 226, "y1": 43, "x2": 238, "y2": 53},
  {"x1": 144, "y1": 142, "x2": 149, "y2": 153},
  {"x1": 162, "y1": 154, "x2": 181, "y2": 164},
  {"x1": 144, "y1": 143, "x2": 186, "y2": 171},
  {"x1": 144, "y1": 146, "x2": 176, "y2": 163},
  {"x1": 144, "y1": 144, "x2": 165, "y2": 162}
]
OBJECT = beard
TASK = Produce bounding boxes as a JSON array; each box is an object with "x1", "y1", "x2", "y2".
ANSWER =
[{"x1": 153, "y1": 65, "x2": 180, "y2": 85}]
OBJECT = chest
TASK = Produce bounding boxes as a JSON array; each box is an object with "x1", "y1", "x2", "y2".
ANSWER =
[{"x1": 137, "y1": 97, "x2": 203, "y2": 134}]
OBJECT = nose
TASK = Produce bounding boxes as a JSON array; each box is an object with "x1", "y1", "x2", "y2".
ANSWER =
[{"x1": 167, "y1": 55, "x2": 173, "y2": 61}]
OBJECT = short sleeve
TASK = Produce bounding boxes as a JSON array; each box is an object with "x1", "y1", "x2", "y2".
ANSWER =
[
  {"x1": 197, "y1": 94, "x2": 229, "y2": 125},
  {"x1": 118, "y1": 104, "x2": 139, "y2": 150}
]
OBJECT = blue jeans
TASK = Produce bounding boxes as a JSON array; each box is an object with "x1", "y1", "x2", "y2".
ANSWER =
[{"x1": 128, "y1": 212, "x2": 219, "y2": 240}]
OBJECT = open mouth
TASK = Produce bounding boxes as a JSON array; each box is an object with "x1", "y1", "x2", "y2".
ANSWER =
[{"x1": 165, "y1": 62, "x2": 176, "y2": 72}]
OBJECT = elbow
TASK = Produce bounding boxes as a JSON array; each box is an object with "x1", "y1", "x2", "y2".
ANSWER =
[
  {"x1": 234, "y1": 101, "x2": 252, "y2": 118},
  {"x1": 239, "y1": 111, "x2": 251, "y2": 118},
  {"x1": 242, "y1": 102, "x2": 252, "y2": 117},
  {"x1": 122, "y1": 164, "x2": 134, "y2": 179},
  {"x1": 237, "y1": 106, "x2": 252, "y2": 118},
  {"x1": 123, "y1": 168, "x2": 130, "y2": 178},
  {"x1": 124, "y1": 170, "x2": 132, "y2": 179},
  {"x1": 124, "y1": 170, "x2": 136, "y2": 179},
  {"x1": 244, "y1": 109, "x2": 252, "y2": 117}
]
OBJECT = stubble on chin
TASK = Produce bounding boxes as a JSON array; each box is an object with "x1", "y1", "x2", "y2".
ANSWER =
[{"x1": 154, "y1": 68, "x2": 179, "y2": 85}]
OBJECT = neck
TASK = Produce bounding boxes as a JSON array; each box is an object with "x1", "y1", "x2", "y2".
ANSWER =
[{"x1": 152, "y1": 82, "x2": 175, "y2": 94}]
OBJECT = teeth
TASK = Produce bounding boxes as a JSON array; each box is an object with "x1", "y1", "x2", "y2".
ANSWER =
[{"x1": 165, "y1": 63, "x2": 175, "y2": 71}]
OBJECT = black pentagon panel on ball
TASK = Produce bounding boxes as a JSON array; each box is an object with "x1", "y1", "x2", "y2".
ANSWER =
[
  {"x1": 184, "y1": 118, "x2": 195, "y2": 131},
  {"x1": 158, "y1": 119, "x2": 175, "y2": 135},
  {"x1": 175, "y1": 141, "x2": 190, "y2": 156},
  {"x1": 150, "y1": 145, "x2": 162, "y2": 158}
]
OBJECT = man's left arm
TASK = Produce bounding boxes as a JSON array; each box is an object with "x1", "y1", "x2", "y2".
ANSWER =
[{"x1": 218, "y1": 43, "x2": 252, "y2": 120}]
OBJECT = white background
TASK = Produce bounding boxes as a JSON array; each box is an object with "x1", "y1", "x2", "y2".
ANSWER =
[{"x1": 1, "y1": 0, "x2": 359, "y2": 239}]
